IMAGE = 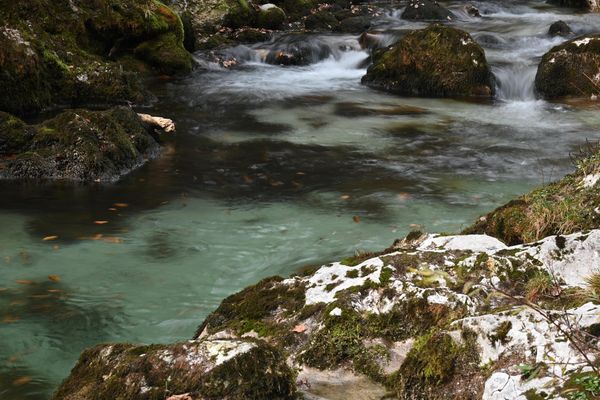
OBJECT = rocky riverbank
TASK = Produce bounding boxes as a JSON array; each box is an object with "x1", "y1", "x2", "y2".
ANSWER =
[{"x1": 52, "y1": 148, "x2": 600, "y2": 399}]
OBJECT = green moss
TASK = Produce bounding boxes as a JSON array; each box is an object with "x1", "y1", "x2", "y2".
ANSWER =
[
  {"x1": 257, "y1": 6, "x2": 286, "y2": 30},
  {"x1": 463, "y1": 151, "x2": 600, "y2": 244},
  {"x1": 346, "y1": 270, "x2": 359, "y2": 278},
  {"x1": 362, "y1": 24, "x2": 494, "y2": 98},
  {"x1": 391, "y1": 330, "x2": 481, "y2": 399},
  {"x1": 196, "y1": 276, "x2": 306, "y2": 338},
  {"x1": 134, "y1": 32, "x2": 193, "y2": 74}
]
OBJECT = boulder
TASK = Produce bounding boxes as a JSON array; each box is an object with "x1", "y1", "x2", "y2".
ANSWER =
[
  {"x1": 194, "y1": 228, "x2": 600, "y2": 399},
  {"x1": 463, "y1": 146, "x2": 600, "y2": 244},
  {"x1": 0, "y1": 107, "x2": 164, "y2": 182},
  {"x1": 361, "y1": 25, "x2": 495, "y2": 98},
  {"x1": 304, "y1": 10, "x2": 340, "y2": 31},
  {"x1": 337, "y1": 16, "x2": 371, "y2": 33},
  {"x1": 548, "y1": 20, "x2": 573, "y2": 36},
  {"x1": 52, "y1": 338, "x2": 297, "y2": 400},
  {"x1": 547, "y1": 0, "x2": 600, "y2": 11},
  {"x1": 401, "y1": 0, "x2": 454, "y2": 21},
  {"x1": 0, "y1": 0, "x2": 192, "y2": 116},
  {"x1": 534, "y1": 35, "x2": 600, "y2": 99},
  {"x1": 257, "y1": 4, "x2": 287, "y2": 30}
]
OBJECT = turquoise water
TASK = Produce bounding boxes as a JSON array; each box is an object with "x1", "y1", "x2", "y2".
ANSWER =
[{"x1": 3, "y1": 0, "x2": 600, "y2": 398}]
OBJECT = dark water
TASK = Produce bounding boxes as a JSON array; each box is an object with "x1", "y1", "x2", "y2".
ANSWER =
[{"x1": 2, "y1": 0, "x2": 600, "y2": 398}]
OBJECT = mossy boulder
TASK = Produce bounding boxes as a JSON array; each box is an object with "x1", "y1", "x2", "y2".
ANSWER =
[
  {"x1": 304, "y1": 10, "x2": 340, "y2": 31},
  {"x1": 171, "y1": 0, "x2": 259, "y2": 50},
  {"x1": 51, "y1": 338, "x2": 297, "y2": 400},
  {"x1": 535, "y1": 35, "x2": 600, "y2": 99},
  {"x1": 401, "y1": 0, "x2": 454, "y2": 21},
  {"x1": 0, "y1": 0, "x2": 191, "y2": 115},
  {"x1": 362, "y1": 25, "x2": 495, "y2": 98},
  {"x1": 257, "y1": 4, "x2": 287, "y2": 30},
  {"x1": 547, "y1": 0, "x2": 600, "y2": 11},
  {"x1": 0, "y1": 107, "x2": 164, "y2": 182},
  {"x1": 463, "y1": 148, "x2": 600, "y2": 244}
]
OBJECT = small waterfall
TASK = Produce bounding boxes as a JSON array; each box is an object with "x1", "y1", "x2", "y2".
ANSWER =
[{"x1": 493, "y1": 63, "x2": 537, "y2": 101}]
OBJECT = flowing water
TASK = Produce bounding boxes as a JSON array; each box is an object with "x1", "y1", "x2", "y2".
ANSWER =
[{"x1": 2, "y1": 0, "x2": 600, "y2": 398}]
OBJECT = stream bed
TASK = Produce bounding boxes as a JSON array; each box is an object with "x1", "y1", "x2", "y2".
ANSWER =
[{"x1": 2, "y1": 0, "x2": 600, "y2": 398}]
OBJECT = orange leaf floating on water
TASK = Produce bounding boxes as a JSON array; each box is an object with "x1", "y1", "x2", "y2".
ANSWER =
[
  {"x1": 353, "y1": 216, "x2": 361, "y2": 223},
  {"x1": 12, "y1": 376, "x2": 32, "y2": 386},
  {"x1": 108, "y1": 207, "x2": 117, "y2": 211},
  {"x1": 397, "y1": 192, "x2": 411, "y2": 200},
  {"x1": 340, "y1": 195, "x2": 350, "y2": 200},
  {"x1": 94, "y1": 220, "x2": 109, "y2": 225},
  {"x1": 114, "y1": 203, "x2": 129, "y2": 208},
  {"x1": 292, "y1": 324, "x2": 307, "y2": 333},
  {"x1": 48, "y1": 275, "x2": 61, "y2": 282},
  {"x1": 15, "y1": 280, "x2": 33, "y2": 285},
  {"x1": 103, "y1": 237, "x2": 123, "y2": 244},
  {"x1": 43, "y1": 235, "x2": 58, "y2": 241},
  {"x1": 2, "y1": 315, "x2": 20, "y2": 324}
]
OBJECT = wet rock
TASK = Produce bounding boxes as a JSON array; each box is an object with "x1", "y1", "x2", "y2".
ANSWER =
[
  {"x1": 464, "y1": 4, "x2": 481, "y2": 17},
  {"x1": 358, "y1": 32, "x2": 385, "y2": 50},
  {"x1": 547, "y1": 0, "x2": 600, "y2": 12},
  {"x1": 548, "y1": 20, "x2": 573, "y2": 36},
  {"x1": 262, "y1": 36, "x2": 334, "y2": 65},
  {"x1": 401, "y1": 0, "x2": 454, "y2": 21},
  {"x1": 464, "y1": 147, "x2": 600, "y2": 244},
  {"x1": 0, "y1": 107, "x2": 163, "y2": 182},
  {"x1": 258, "y1": 4, "x2": 287, "y2": 30},
  {"x1": 535, "y1": 35, "x2": 600, "y2": 99},
  {"x1": 304, "y1": 10, "x2": 340, "y2": 31},
  {"x1": 362, "y1": 25, "x2": 495, "y2": 98},
  {"x1": 51, "y1": 338, "x2": 297, "y2": 400},
  {"x1": 337, "y1": 16, "x2": 371, "y2": 33}
]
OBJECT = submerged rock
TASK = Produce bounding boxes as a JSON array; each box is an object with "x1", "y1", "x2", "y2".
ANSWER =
[
  {"x1": 0, "y1": 107, "x2": 165, "y2": 182},
  {"x1": 464, "y1": 148, "x2": 600, "y2": 244},
  {"x1": 52, "y1": 338, "x2": 297, "y2": 400},
  {"x1": 361, "y1": 25, "x2": 495, "y2": 98},
  {"x1": 548, "y1": 20, "x2": 573, "y2": 36},
  {"x1": 401, "y1": 0, "x2": 454, "y2": 21},
  {"x1": 535, "y1": 35, "x2": 600, "y2": 99}
]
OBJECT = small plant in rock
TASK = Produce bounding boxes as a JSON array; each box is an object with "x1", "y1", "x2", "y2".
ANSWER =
[{"x1": 586, "y1": 272, "x2": 600, "y2": 302}]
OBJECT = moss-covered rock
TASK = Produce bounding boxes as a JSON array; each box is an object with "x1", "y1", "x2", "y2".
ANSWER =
[
  {"x1": 51, "y1": 338, "x2": 297, "y2": 400},
  {"x1": 401, "y1": 0, "x2": 455, "y2": 21},
  {"x1": 0, "y1": 0, "x2": 191, "y2": 115},
  {"x1": 304, "y1": 10, "x2": 340, "y2": 31},
  {"x1": 0, "y1": 107, "x2": 164, "y2": 182},
  {"x1": 547, "y1": 0, "x2": 600, "y2": 12},
  {"x1": 463, "y1": 149, "x2": 600, "y2": 244},
  {"x1": 361, "y1": 25, "x2": 495, "y2": 98},
  {"x1": 535, "y1": 35, "x2": 600, "y2": 99},
  {"x1": 257, "y1": 4, "x2": 287, "y2": 30}
]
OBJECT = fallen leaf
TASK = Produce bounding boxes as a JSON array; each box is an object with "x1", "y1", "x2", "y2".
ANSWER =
[
  {"x1": 43, "y1": 235, "x2": 58, "y2": 241},
  {"x1": 108, "y1": 208, "x2": 117, "y2": 211},
  {"x1": 353, "y1": 216, "x2": 361, "y2": 223},
  {"x1": 103, "y1": 237, "x2": 123, "y2": 244},
  {"x1": 48, "y1": 275, "x2": 61, "y2": 282},
  {"x1": 340, "y1": 195, "x2": 350, "y2": 200},
  {"x1": 94, "y1": 220, "x2": 109, "y2": 225},
  {"x1": 114, "y1": 203, "x2": 129, "y2": 208},
  {"x1": 292, "y1": 324, "x2": 307, "y2": 333},
  {"x1": 12, "y1": 376, "x2": 32, "y2": 386},
  {"x1": 2, "y1": 315, "x2": 20, "y2": 324},
  {"x1": 397, "y1": 192, "x2": 411, "y2": 200},
  {"x1": 15, "y1": 280, "x2": 33, "y2": 285}
]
